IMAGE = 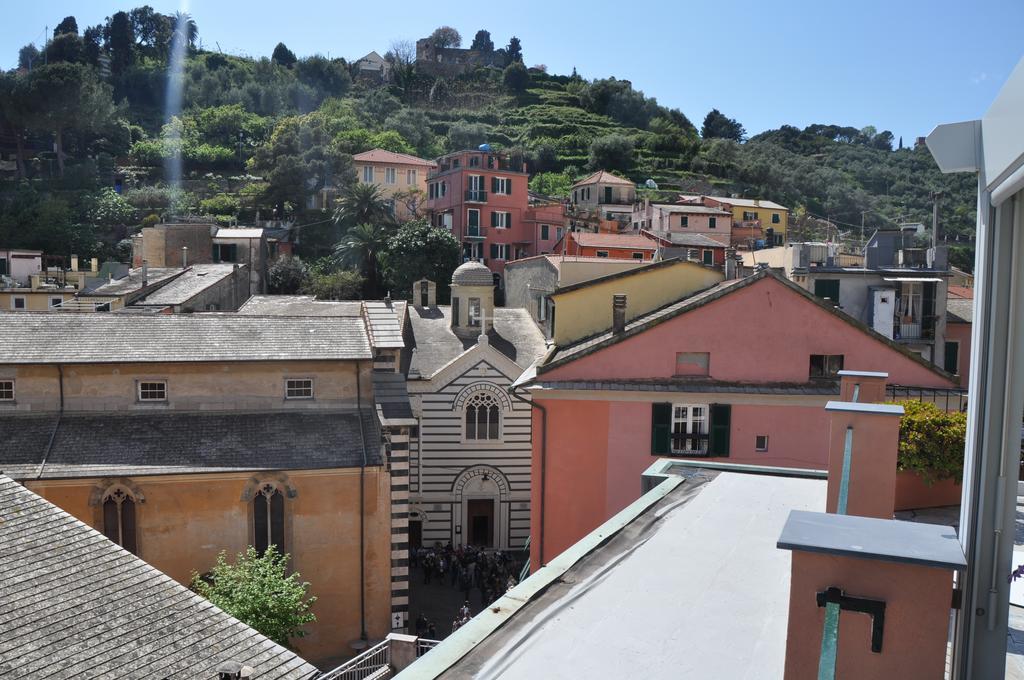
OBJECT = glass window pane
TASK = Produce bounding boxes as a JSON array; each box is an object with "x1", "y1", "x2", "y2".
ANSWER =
[{"x1": 254, "y1": 493, "x2": 268, "y2": 554}]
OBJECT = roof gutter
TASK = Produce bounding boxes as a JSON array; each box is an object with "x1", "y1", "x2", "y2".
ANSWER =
[
  {"x1": 37, "y1": 364, "x2": 63, "y2": 479},
  {"x1": 355, "y1": 362, "x2": 368, "y2": 643}
]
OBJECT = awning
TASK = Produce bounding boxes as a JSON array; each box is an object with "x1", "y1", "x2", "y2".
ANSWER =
[{"x1": 882, "y1": 277, "x2": 943, "y2": 282}]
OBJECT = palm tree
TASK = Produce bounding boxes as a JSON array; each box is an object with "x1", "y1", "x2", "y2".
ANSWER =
[
  {"x1": 334, "y1": 222, "x2": 390, "y2": 297},
  {"x1": 173, "y1": 12, "x2": 198, "y2": 51},
  {"x1": 334, "y1": 183, "x2": 393, "y2": 230}
]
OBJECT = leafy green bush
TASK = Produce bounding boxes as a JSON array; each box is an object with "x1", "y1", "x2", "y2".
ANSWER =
[
  {"x1": 140, "y1": 213, "x2": 160, "y2": 229},
  {"x1": 301, "y1": 269, "x2": 364, "y2": 300},
  {"x1": 894, "y1": 400, "x2": 967, "y2": 484},
  {"x1": 191, "y1": 546, "x2": 316, "y2": 647},
  {"x1": 199, "y1": 193, "x2": 240, "y2": 216}
]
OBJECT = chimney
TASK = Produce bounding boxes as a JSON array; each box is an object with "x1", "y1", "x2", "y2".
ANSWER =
[
  {"x1": 181, "y1": 246, "x2": 188, "y2": 269},
  {"x1": 724, "y1": 248, "x2": 737, "y2": 279},
  {"x1": 141, "y1": 260, "x2": 148, "y2": 287},
  {"x1": 216, "y1": 661, "x2": 254, "y2": 679},
  {"x1": 70, "y1": 254, "x2": 79, "y2": 272},
  {"x1": 824, "y1": 399, "x2": 903, "y2": 519},
  {"x1": 90, "y1": 257, "x2": 98, "y2": 273},
  {"x1": 612, "y1": 294, "x2": 627, "y2": 333}
]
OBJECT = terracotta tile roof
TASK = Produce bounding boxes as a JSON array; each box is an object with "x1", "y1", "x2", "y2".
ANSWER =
[
  {"x1": 353, "y1": 148, "x2": 436, "y2": 167},
  {"x1": 571, "y1": 232, "x2": 657, "y2": 250},
  {"x1": 947, "y1": 285, "x2": 974, "y2": 299},
  {"x1": 572, "y1": 170, "x2": 634, "y2": 188}
]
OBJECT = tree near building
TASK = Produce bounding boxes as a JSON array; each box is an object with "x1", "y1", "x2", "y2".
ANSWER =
[
  {"x1": 301, "y1": 268, "x2": 364, "y2": 300},
  {"x1": 701, "y1": 109, "x2": 746, "y2": 142},
  {"x1": 191, "y1": 546, "x2": 316, "y2": 648},
  {"x1": 334, "y1": 222, "x2": 392, "y2": 297},
  {"x1": 268, "y1": 256, "x2": 308, "y2": 294},
  {"x1": 335, "y1": 183, "x2": 393, "y2": 230},
  {"x1": 895, "y1": 400, "x2": 967, "y2": 485},
  {"x1": 429, "y1": 26, "x2": 461, "y2": 49},
  {"x1": 470, "y1": 30, "x2": 494, "y2": 52},
  {"x1": 381, "y1": 218, "x2": 461, "y2": 301}
]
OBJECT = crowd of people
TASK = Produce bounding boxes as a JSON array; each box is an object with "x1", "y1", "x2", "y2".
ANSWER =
[{"x1": 411, "y1": 542, "x2": 523, "y2": 637}]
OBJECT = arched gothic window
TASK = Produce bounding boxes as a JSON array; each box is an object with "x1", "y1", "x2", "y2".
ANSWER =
[
  {"x1": 253, "y1": 482, "x2": 285, "y2": 555},
  {"x1": 465, "y1": 392, "x2": 501, "y2": 441},
  {"x1": 102, "y1": 486, "x2": 137, "y2": 554}
]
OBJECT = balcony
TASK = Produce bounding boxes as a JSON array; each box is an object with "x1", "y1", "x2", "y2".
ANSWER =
[
  {"x1": 465, "y1": 190, "x2": 487, "y2": 203},
  {"x1": 738, "y1": 219, "x2": 762, "y2": 229},
  {"x1": 893, "y1": 314, "x2": 936, "y2": 341},
  {"x1": 669, "y1": 432, "x2": 710, "y2": 456},
  {"x1": 464, "y1": 225, "x2": 487, "y2": 239}
]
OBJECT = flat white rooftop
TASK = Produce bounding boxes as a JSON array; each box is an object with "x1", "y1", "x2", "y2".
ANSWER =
[{"x1": 407, "y1": 468, "x2": 827, "y2": 679}]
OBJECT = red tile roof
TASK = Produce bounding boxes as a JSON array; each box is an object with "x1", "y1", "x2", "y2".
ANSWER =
[
  {"x1": 947, "y1": 285, "x2": 974, "y2": 299},
  {"x1": 571, "y1": 232, "x2": 657, "y2": 250},
  {"x1": 352, "y1": 149, "x2": 436, "y2": 167},
  {"x1": 572, "y1": 170, "x2": 634, "y2": 188}
]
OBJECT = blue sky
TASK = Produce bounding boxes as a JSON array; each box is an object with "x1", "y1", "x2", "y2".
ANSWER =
[{"x1": 3, "y1": 0, "x2": 1022, "y2": 142}]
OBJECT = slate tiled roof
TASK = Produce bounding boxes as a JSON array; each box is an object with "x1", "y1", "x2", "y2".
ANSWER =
[
  {"x1": 947, "y1": 297, "x2": 974, "y2": 324},
  {"x1": 238, "y1": 296, "x2": 364, "y2": 317},
  {"x1": 658, "y1": 232, "x2": 729, "y2": 248},
  {"x1": 0, "y1": 474, "x2": 321, "y2": 679},
  {"x1": 373, "y1": 372, "x2": 415, "y2": 421},
  {"x1": 136, "y1": 263, "x2": 239, "y2": 305},
  {"x1": 0, "y1": 312, "x2": 372, "y2": 363},
  {"x1": 407, "y1": 307, "x2": 547, "y2": 378},
  {"x1": 83, "y1": 266, "x2": 182, "y2": 297},
  {"x1": 0, "y1": 410, "x2": 381, "y2": 480}
]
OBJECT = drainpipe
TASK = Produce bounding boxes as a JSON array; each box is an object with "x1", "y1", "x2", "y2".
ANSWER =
[
  {"x1": 355, "y1": 362, "x2": 368, "y2": 642},
  {"x1": 510, "y1": 381, "x2": 547, "y2": 567},
  {"x1": 38, "y1": 364, "x2": 64, "y2": 479}
]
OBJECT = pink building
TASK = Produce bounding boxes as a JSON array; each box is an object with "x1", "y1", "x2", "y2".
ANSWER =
[
  {"x1": 425, "y1": 149, "x2": 532, "y2": 285},
  {"x1": 632, "y1": 201, "x2": 732, "y2": 245},
  {"x1": 514, "y1": 270, "x2": 956, "y2": 568}
]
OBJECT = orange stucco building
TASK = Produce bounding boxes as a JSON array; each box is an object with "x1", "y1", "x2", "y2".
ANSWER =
[{"x1": 0, "y1": 313, "x2": 397, "y2": 664}]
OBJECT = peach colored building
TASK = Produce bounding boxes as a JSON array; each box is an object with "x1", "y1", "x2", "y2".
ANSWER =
[
  {"x1": 514, "y1": 270, "x2": 956, "y2": 568},
  {"x1": 354, "y1": 148, "x2": 436, "y2": 220}
]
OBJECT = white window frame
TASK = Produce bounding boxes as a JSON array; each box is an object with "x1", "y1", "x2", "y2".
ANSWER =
[
  {"x1": 540, "y1": 224, "x2": 550, "y2": 240},
  {"x1": 407, "y1": 169, "x2": 417, "y2": 185},
  {"x1": 362, "y1": 166, "x2": 374, "y2": 183},
  {"x1": 468, "y1": 297, "x2": 482, "y2": 327},
  {"x1": 538, "y1": 295, "x2": 547, "y2": 321},
  {"x1": 137, "y1": 380, "x2": 167, "y2": 402},
  {"x1": 49, "y1": 297, "x2": 63, "y2": 309},
  {"x1": 494, "y1": 177, "x2": 511, "y2": 195},
  {"x1": 467, "y1": 208, "x2": 480, "y2": 228},
  {"x1": 0, "y1": 379, "x2": 13, "y2": 401},
  {"x1": 671, "y1": 404, "x2": 709, "y2": 455},
  {"x1": 385, "y1": 167, "x2": 397, "y2": 185},
  {"x1": 285, "y1": 378, "x2": 314, "y2": 400},
  {"x1": 755, "y1": 435, "x2": 769, "y2": 452},
  {"x1": 494, "y1": 244, "x2": 510, "y2": 260},
  {"x1": 493, "y1": 211, "x2": 511, "y2": 229},
  {"x1": 11, "y1": 296, "x2": 26, "y2": 311}
]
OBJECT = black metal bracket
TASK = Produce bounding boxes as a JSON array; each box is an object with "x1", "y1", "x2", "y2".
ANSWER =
[{"x1": 816, "y1": 586, "x2": 887, "y2": 653}]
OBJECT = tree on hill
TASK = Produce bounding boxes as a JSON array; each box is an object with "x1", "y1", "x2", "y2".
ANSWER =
[
  {"x1": 505, "y1": 36, "x2": 523, "y2": 64},
  {"x1": 54, "y1": 16, "x2": 78, "y2": 37},
  {"x1": 701, "y1": 109, "x2": 745, "y2": 141},
  {"x1": 44, "y1": 33, "x2": 85, "y2": 64},
  {"x1": 429, "y1": 26, "x2": 461, "y2": 49},
  {"x1": 172, "y1": 11, "x2": 198, "y2": 51},
  {"x1": 272, "y1": 42, "x2": 297, "y2": 68},
  {"x1": 18, "y1": 44, "x2": 40, "y2": 70},
  {"x1": 470, "y1": 30, "x2": 494, "y2": 52},
  {"x1": 589, "y1": 133, "x2": 634, "y2": 172},
  {"x1": 503, "y1": 61, "x2": 530, "y2": 93},
  {"x1": 191, "y1": 546, "x2": 316, "y2": 647},
  {"x1": 106, "y1": 11, "x2": 134, "y2": 76}
]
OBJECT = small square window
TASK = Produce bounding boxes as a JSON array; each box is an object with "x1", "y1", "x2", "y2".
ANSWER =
[
  {"x1": 138, "y1": 381, "x2": 167, "y2": 401},
  {"x1": 0, "y1": 380, "x2": 13, "y2": 401},
  {"x1": 50, "y1": 297, "x2": 63, "y2": 309},
  {"x1": 632, "y1": 252, "x2": 645, "y2": 260},
  {"x1": 362, "y1": 166, "x2": 374, "y2": 183},
  {"x1": 286, "y1": 378, "x2": 314, "y2": 399},
  {"x1": 755, "y1": 435, "x2": 769, "y2": 451},
  {"x1": 596, "y1": 250, "x2": 609, "y2": 258},
  {"x1": 12, "y1": 297, "x2": 26, "y2": 310}
]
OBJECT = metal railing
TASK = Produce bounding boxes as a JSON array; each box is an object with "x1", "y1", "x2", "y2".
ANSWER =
[
  {"x1": 892, "y1": 315, "x2": 936, "y2": 341},
  {"x1": 886, "y1": 384, "x2": 968, "y2": 412},
  {"x1": 670, "y1": 432, "x2": 710, "y2": 456},
  {"x1": 465, "y1": 190, "x2": 487, "y2": 202},
  {"x1": 319, "y1": 640, "x2": 390, "y2": 680},
  {"x1": 416, "y1": 638, "x2": 441, "y2": 657},
  {"x1": 464, "y1": 225, "x2": 487, "y2": 238}
]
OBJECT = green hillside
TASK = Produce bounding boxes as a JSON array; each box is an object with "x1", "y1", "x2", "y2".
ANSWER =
[{"x1": 0, "y1": 11, "x2": 977, "y2": 271}]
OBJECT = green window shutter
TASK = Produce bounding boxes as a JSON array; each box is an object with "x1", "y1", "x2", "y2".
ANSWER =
[
  {"x1": 490, "y1": 243, "x2": 499, "y2": 260},
  {"x1": 651, "y1": 403, "x2": 671, "y2": 455},
  {"x1": 491, "y1": 211, "x2": 498, "y2": 227},
  {"x1": 491, "y1": 177, "x2": 499, "y2": 193},
  {"x1": 709, "y1": 403, "x2": 731, "y2": 456}
]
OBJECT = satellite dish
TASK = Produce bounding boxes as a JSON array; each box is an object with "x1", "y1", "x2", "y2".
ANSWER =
[{"x1": 645, "y1": 179, "x2": 658, "y2": 189}]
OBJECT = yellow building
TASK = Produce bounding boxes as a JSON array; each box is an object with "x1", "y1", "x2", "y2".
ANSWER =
[
  {"x1": 0, "y1": 312, "x2": 398, "y2": 664},
  {"x1": 549, "y1": 258, "x2": 725, "y2": 346},
  {"x1": 681, "y1": 194, "x2": 790, "y2": 246},
  {"x1": 354, "y1": 148, "x2": 436, "y2": 219}
]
